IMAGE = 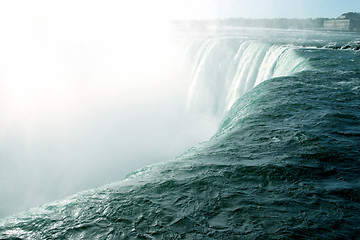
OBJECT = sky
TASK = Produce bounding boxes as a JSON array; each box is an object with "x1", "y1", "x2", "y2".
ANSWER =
[
  {"x1": 0, "y1": 0, "x2": 359, "y2": 22},
  {"x1": 169, "y1": 0, "x2": 360, "y2": 19}
]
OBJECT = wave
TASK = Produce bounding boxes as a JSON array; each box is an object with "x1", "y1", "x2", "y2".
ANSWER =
[{"x1": 324, "y1": 40, "x2": 360, "y2": 50}]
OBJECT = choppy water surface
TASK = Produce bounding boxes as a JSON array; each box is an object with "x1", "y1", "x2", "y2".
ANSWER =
[{"x1": 1, "y1": 27, "x2": 360, "y2": 239}]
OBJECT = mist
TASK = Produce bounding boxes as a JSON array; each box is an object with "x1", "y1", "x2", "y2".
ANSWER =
[{"x1": 0, "y1": 1, "x2": 219, "y2": 217}]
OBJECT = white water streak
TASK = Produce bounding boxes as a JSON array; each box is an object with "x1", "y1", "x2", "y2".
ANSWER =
[{"x1": 187, "y1": 39, "x2": 310, "y2": 117}]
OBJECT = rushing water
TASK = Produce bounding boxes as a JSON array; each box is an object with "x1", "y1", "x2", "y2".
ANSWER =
[{"x1": 1, "y1": 26, "x2": 360, "y2": 239}]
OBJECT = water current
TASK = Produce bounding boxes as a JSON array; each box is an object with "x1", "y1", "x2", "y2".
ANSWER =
[{"x1": 1, "y1": 26, "x2": 360, "y2": 239}]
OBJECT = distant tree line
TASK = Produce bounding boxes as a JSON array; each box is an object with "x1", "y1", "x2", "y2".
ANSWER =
[
  {"x1": 217, "y1": 18, "x2": 327, "y2": 30},
  {"x1": 340, "y1": 12, "x2": 360, "y2": 19},
  {"x1": 173, "y1": 12, "x2": 360, "y2": 32},
  {"x1": 341, "y1": 12, "x2": 360, "y2": 32},
  {"x1": 173, "y1": 18, "x2": 328, "y2": 30}
]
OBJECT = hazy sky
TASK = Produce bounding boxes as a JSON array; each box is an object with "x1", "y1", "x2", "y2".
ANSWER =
[
  {"x1": 1, "y1": 0, "x2": 359, "y2": 22},
  {"x1": 170, "y1": 0, "x2": 360, "y2": 19}
]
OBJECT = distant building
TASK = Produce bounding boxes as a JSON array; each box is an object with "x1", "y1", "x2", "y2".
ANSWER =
[
  {"x1": 324, "y1": 19, "x2": 351, "y2": 31},
  {"x1": 324, "y1": 12, "x2": 360, "y2": 32}
]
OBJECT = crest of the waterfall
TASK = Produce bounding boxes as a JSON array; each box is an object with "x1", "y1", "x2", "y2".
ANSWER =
[{"x1": 186, "y1": 38, "x2": 310, "y2": 118}]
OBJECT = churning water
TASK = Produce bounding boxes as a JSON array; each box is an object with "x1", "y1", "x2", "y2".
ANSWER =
[{"x1": 1, "y1": 26, "x2": 360, "y2": 239}]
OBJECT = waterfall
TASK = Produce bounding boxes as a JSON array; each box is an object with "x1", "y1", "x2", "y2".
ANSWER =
[{"x1": 186, "y1": 38, "x2": 310, "y2": 118}]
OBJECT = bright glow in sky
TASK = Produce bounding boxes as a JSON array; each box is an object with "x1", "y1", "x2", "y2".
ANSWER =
[{"x1": 167, "y1": 0, "x2": 360, "y2": 19}]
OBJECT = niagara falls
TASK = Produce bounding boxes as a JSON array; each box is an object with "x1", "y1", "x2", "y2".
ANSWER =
[{"x1": 1, "y1": 0, "x2": 360, "y2": 239}]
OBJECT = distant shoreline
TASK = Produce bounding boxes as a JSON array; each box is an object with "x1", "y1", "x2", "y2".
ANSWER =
[
  {"x1": 172, "y1": 12, "x2": 360, "y2": 33},
  {"x1": 172, "y1": 18, "x2": 326, "y2": 31}
]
